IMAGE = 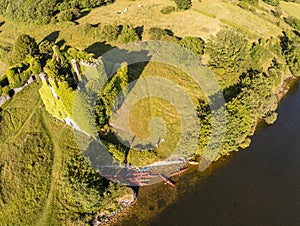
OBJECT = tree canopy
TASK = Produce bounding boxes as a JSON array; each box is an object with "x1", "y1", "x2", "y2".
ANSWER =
[
  {"x1": 206, "y1": 29, "x2": 249, "y2": 72},
  {"x1": 11, "y1": 34, "x2": 39, "y2": 64}
]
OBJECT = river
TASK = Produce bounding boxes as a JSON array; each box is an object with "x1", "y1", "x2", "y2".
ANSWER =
[{"x1": 111, "y1": 79, "x2": 300, "y2": 226}]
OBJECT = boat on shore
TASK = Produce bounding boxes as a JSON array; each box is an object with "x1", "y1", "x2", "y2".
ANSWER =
[
  {"x1": 159, "y1": 174, "x2": 175, "y2": 187},
  {"x1": 170, "y1": 167, "x2": 189, "y2": 177},
  {"x1": 188, "y1": 160, "x2": 199, "y2": 165}
]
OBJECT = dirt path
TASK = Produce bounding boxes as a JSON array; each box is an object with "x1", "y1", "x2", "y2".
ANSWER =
[{"x1": 37, "y1": 110, "x2": 64, "y2": 226}]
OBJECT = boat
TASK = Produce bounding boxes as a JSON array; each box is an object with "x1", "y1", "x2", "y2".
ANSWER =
[
  {"x1": 159, "y1": 174, "x2": 175, "y2": 187},
  {"x1": 170, "y1": 167, "x2": 189, "y2": 177},
  {"x1": 188, "y1": 160, "x2": 200, "y2": 165}
]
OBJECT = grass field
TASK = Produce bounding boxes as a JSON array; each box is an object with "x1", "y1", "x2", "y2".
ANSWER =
[
  {"x1": 280, "y1": 1, "x2": 300, "y2": 20},
  {"x1": 0, "y1": 61, "x2": 8, "y2": 78},
  {"x1": 109, "y1": 61, "x2": 205, "y2": 165},
  {"x1": 0, "y1": 0, "x2": 287, "y2": 55},
  {"x1": 77, "y1": 0, "x2": 283, "y2": 40},
  {"x1": 0, "y1": 81, "x2": 132, "y2": 225}
]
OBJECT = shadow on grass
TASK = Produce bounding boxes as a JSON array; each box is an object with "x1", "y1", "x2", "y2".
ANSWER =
[
  {"x1": 55, "y1": 39, "x2": 66, "y2": 48},
  {"x1": 85, "y1": 41, "x2": 114, "y2": 58},
  {"x1": 41, "y1": 31, "x2": 60, "y2": 43}
]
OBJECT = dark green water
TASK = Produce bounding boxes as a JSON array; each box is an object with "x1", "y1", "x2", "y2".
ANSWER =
[{"x1": 114, "y1": 79, "x2": 300, "y2": 226}]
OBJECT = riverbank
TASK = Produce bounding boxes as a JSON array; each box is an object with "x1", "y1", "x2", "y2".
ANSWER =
[{"x1": 101, "y1": 74, "x2": 300, "y2": 225}]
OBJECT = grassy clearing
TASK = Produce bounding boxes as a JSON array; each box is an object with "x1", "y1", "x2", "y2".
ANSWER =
[
  {"x1": 110, "y1": 62, "x2": 204, "y2": 165},
  {"x1": 280, "y1": 1, "x2": 300, "y2": 20}
]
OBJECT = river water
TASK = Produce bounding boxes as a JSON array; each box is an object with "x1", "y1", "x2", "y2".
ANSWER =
[{"x1": 112, "y1": 79, "x2": 300, "y2": 226}]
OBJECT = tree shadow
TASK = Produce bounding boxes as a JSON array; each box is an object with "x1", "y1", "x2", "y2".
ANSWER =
[
  {"x1": 292, "y1": 30, "x2": 300, "y2": 37},
  {"x1": 85, "y1": 41, "x2": 114, "y2": 58},
  {"x1": 0, "y1": 21, "x2": 5, "y2": 27},
  {"x1": 55, "y1": 39, "x2": 66, "y2": 48},
  {"x1": 223, "y1": 84, "x2": 242, "y2": 103},
  {"x1": 135, "y1": 25, "x2": 144, "y2": 40},
  {"x1": 91, "y1": 23, "x2": 100, "y2": 28},
  {"x1": 41, "y1": 31, "x2": 60, "y2": 43}
]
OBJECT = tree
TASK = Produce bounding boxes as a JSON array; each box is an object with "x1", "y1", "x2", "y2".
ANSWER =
[
  {"x1": 11, "y1": 34, "x2": 38, "y2": 64},
  {"x1": 206, "y1": 29, "x2": 249, "y2": 72},
  {"x1": 6, "y1": 68, "x2": 22, "y2": 88},
  {"x1": 100, "y1": 24, "x2": 120, "y2": 41},
  {"x1": 117, "y1": 24, "x2": 139, "y2": 44},
  {"x1": 174, "y1": 0, "x2": 192, "y2": 10},
  {"x1": 180, "y1": 36, "x2": 205, "y2": 56}
]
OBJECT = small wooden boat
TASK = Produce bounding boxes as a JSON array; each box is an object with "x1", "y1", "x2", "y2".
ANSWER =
[
  {"x1": 188, "y1": 160, "x2": 200, "y2": 165},
  {"x1": 159, "y1": 174, "x2": 175, "y2": 187},
  {"x1": 170, "y1": 167, "x2": 188, "y2": 177}
]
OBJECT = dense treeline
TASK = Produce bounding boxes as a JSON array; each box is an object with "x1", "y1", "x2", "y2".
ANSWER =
[{"x1": 0, "y1": 0, "x2": 113, "y2": 24}]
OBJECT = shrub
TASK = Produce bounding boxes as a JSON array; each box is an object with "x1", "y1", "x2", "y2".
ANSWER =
[
  {"x1": 117, "y1": 24, "x2": 139, "y2": 44},
  {"x1": 284, "y1": 16, "x2": 300, "y2": 31},
  {"x1": 174, "y1": 0, "x2": 192, "y2": 10},
  {"x1": 100, "y1": 24, "x2": 120, "y2": 41},
  {"x1": 148, "y1": 27, "x2": 168, "y2": 40},
  {"x1": 262, "y1": 0, "x2": 280, "y2": 6},
  {"x1": 180, "y1": 36, "x2": 205, "y2": 56},
  {"x1": 160, "y1": 6, "x2": 176, "y2": 14},
  {"x1": 264, "y1": 111, "x2": 278, "y2": 124},
  {"x1": 271, "y1": 7, "x2": 282, "y2": 18},
  {"x1": 238, "y1": 2, "x2": 248, "y2": 10},
  {"x1": 2, "y1": 86, "x2": 9, "y2": 95},
  {"x1": 39, "y1": 40, "x2": 54, "y2": 56},
  {"x1": 57, "y1": 10, "x2": 73, "y2": 22}
]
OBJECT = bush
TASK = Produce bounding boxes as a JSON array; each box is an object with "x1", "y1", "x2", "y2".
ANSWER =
[
  {"x1": 238, "y1": 2, "x2": 248, "y2": 10},
  {"x1": 6, "y1": 68, "x2": 22, "y2": 88},
  {"x1": 284, "y1": 16, "x2": 300, "y2": 31},
  {"x1": 271, "y1": 7, "x2": 282, "y2": 18},
  {"x1": 264, "y1": 111, "x2": 278, "y2": 124},
  {"x1": 160, "y1": 6, "x2": 176, "y2": 14},
  {"x1": 117, "y1": 24, "x2": 139, "y2": 44},
  {"x1": 100, "y1": 24, "x2": 120, "y2": 41},
  {"x1": 39, "y1": 40, "x2": 54, "y2": 56},
  {"x1": 242, "y1": 0, "x2": 258, "y2": 5},
  {"x1": 57, "y1": 10, "x2": 73, "y2": 22},
  {"x1": 148, "y1": 27, "x2": 168, "y2": 40},
  {"x1": 174, "y1": 0, "x2": 192, "y2": 10},
  {"x1": 180, "y1": 36, "x2": 205, "y2": 56},
  {"x1": 2, "y1": 86, "x2": 9, "y2": 95},
  {"x1": 262, "y1": 0, "x2": 280, "y2": 6}
]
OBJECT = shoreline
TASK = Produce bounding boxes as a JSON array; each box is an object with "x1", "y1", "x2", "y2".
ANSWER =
[{"x1": 97, "y1": 74, "x2": 299, "y2": 225}]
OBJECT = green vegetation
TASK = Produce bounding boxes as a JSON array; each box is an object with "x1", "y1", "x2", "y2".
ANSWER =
[
  {"x1": 174, "y1": 0, "x2": 192, "y2": 10},
  {"x1": 0, "y1": 0, "x2": 113, "y2": 24},
  {"x1": 11, "y1": 34, "x2": 39, "y2": 64},
  {"x1": 284, "y1": 16, "x2": 300, "y2": 30},
  {"x1": 0, "y1": 81, "x2": 132, "y2": 225},
  {"x1": 262, "y1": 0, "x2": 280, "y2": 6},
  {"x1": 1, "y1": 0, "x2": 300, "y2": 224},
  {"x1": 161, "y1": 6, "x2": 176, "y2": 14},
  {"x1": 180, "y1": 36, "x2": 205, "y2": 56},
  {"x1": 206, "y1": 29, "x2": 249, "y2": 72}
]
